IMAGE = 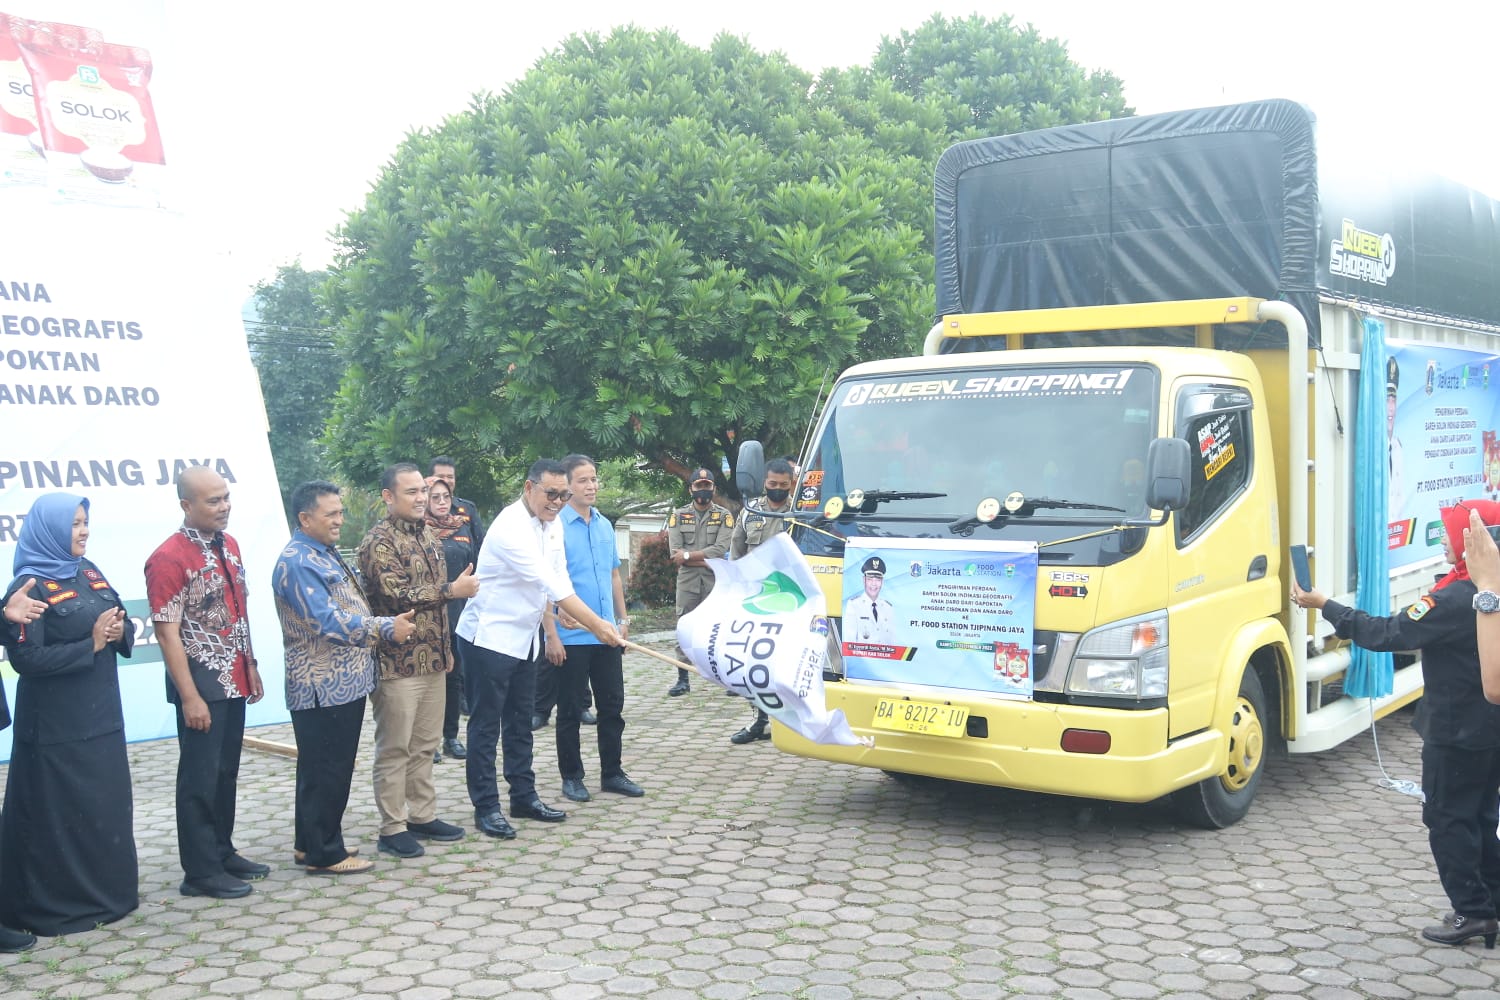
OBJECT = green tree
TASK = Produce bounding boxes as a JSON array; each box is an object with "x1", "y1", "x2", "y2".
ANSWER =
[
  {"x1": 324, "y1": 27, "x2": 932, "y2": 500},
  {"x1": 865, "y1": 13, "x2": 1130, "y2": 137},
  {"x1": 245, "y1": 263, "x2": 342, "y2": 514},
  {"x1": 323, "y1": 19, "x2": 1130, "y2": 499}
]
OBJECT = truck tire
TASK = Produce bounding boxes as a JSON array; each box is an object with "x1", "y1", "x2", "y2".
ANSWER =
[{"x1": 1173, "y1": 667, "x2": 1269, "y2": 829}]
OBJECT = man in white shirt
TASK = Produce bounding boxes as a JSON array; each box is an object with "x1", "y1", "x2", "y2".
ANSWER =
[{"x1": 455, "y1": 459, "x2": 623, "y2": 840}]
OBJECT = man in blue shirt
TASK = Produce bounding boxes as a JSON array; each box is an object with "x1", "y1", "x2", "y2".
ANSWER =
[{"x1": 543, "y1": 455, "x2": 644, "y2": 802}]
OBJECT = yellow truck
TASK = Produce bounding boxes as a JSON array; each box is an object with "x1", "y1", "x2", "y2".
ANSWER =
[{"x1": 736, "y1": 100, "x2": 1500, "y2": 826}]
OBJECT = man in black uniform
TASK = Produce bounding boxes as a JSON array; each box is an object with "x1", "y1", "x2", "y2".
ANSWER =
[
  {"x1": 1294, "y1": 499, "x2": 1500, "y2": 949},
  {"x1": 666, "y1": 467, "x2": 734, "y2": 696}
]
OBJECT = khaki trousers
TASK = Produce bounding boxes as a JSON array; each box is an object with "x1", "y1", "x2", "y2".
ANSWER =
[{"x1": 370, "y1": 671, "x2": 446, "y2": 836}]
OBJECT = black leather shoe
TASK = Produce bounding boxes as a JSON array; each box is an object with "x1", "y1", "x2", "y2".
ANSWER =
[
  {"x1": 1422, "y1": 914, "x2": 1498, "y2": 948},
  {"x1": 377, "y1": 832, "x2": 426, "y2": 858},
  {"x1": 667, "y1": 677, "x2": 690, "y2": 697},
  {"x1": 510, "y1": 797, "x2": 567, "y2": 822},
  {"x1": 407, "y1": 818, "x2": 465, "y2": 841},
  {"x1": 180, "y1": 873, "x2": 253, "y2": 899},
  {"x1": 222, "y1": 854, "x2": 271, "y2": 880},
  {"x1": 474, "y1": 810, "x2": 517, "y2": 839},
  {"x1": 730, "y1": 720, "x2": 771, "y2": 744},
  {"x1": 600, "y1": 773, "x2": 645, "y2": 797},
  {"x1": 580, "y1": 709, "x2": 597, "y2": 726},
  {"x1": 0, "y1": 925, "x2": 36, "y2": 953},
  {"x1": 433, "y1": 748, "x2": 442, "y2": 763},
  {"x1": 531, "y1": 714, "x2": 548, "y2": 731},
  {"x1": 443, "y1": 738, "x2": 467, "y2": 760},
  {"x1": 561, "y1": 777, "x2": 591, "y2": 802}
]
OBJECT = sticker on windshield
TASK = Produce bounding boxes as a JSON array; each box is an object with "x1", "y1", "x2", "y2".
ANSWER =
[
  {"x1": 975, "y1": 497, "x2": 1001, "y2": 523},
  {"x1": 1198, "y1": 414, "x2": 1237, "y2": 481},
  {"x1": 839, "y1": 369, "x2": 1137, "y2": 407}
]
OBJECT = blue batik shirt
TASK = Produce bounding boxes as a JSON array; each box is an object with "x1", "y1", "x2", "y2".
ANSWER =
[{"x1": 272, "y1": 529, "x2": 394, "y2": 710}]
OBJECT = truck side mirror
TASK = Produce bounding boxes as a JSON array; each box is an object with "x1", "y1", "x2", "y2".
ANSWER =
[
  {"x1": 735, "y1": 440, "x2": 765, "y2": 499},
  {"x1": 1145, "y1": 437, "x2": 1192, "y2": 511}
]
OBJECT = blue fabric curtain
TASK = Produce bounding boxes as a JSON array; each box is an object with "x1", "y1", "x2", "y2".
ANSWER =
[{"x1": 1345, "y1": 317, "x2": 1394, "y2": 699}]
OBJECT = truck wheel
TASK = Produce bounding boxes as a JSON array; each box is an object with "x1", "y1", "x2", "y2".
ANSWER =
[{"x1": 1173, "y1": 667, "x2": 1269, "y2": 829}]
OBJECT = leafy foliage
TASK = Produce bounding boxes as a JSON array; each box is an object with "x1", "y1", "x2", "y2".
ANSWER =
[
  {"x1": 246, "y1": 263, "x2": 342, "y2": 514},
  {"x1": 321, "y1": 18, "x2": 1131, "y2": 507}
]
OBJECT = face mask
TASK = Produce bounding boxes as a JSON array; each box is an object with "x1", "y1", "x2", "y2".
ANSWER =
[
  {"x1": 764, "y1": 488, "x2": 790, "y2": 504},
  {"x1": 692, "y1": 489, "x2": 713, "y2": 504}
]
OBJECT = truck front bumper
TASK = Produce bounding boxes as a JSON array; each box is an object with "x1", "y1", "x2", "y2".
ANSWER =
[{"x1": 775, "y1": 683, "x2": 1226, "y2": 803}]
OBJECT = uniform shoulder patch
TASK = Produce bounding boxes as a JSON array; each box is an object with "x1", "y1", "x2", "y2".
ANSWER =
[
  {"x1": 667, "y1": 512, "x2": 679, "y2": 527},
  {"x1": 724, "y1": 513, "x2": 735, "y2": 527},
  {"x1": 1406, "y1": 595, "x2": 1437, "y2": 621}
]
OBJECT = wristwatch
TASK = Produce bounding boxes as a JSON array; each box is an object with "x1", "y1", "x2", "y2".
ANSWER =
[{"x1": 1474, "y1": 590, "x2": 1500, "y2": 614}]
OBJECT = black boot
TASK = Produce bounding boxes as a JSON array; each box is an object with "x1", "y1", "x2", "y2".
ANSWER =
[
  {"x1": 667, "y1": 669, "x2": 690, "y2": 697},
  {"x1": 1422, "y1": 914, "x2": 1498, "y2": 948},
  {"x1": 730, "y1": 709, "x2": 771, "y2": 744}
]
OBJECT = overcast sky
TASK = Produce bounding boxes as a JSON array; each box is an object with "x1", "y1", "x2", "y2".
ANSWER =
[{"x1": 25, "y1": 1, "x2": 1500, "y2": 292}]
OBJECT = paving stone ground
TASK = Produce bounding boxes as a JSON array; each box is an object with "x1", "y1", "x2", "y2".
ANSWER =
[{"x1": 1, "y1": 642, "x2": 1496, "y2": 999}]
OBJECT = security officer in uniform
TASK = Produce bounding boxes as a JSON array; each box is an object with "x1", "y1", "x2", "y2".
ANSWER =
[
  {"x1": 728, "y1": 458, "x2": 796, "y2": 743},
  {"x1": 844, "y1": 555, "x2": 896, "y2": 644},
  {"x1": 666, "y1": 467, "x2": 734, "y2": 696}
]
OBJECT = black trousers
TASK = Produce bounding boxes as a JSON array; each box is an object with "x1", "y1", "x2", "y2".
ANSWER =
[
  {"x1": 556, "y1": 644, "x2": 625, "y2": 781},
  {"x1": 291, "y1": 697, "x2": 366, "y2": 868},
  {"x1": 443, "y1": 630, "x2": 465, "y2": 741},
  {"x1": 458, "y1": 636, "x2": 537, "y2": 814},
  {"x1": 1421, "y1": 741, "x2": 1500, "y2": 917},
  {"x1": 535, "y1": 649, "x2": 593, "y2": 719},
  {"x1": 174, "y1": 696, "x2": 246, "y2": 880}
]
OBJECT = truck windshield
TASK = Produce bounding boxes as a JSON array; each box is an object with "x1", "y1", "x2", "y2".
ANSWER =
[{"x1": 797, "y1": 363, "x2": 1157, "y2": 553}]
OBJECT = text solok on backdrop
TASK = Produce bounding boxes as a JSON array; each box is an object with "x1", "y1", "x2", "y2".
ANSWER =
[{"x1": 0, "y1": 1, "x2": 291, "y2": 760}]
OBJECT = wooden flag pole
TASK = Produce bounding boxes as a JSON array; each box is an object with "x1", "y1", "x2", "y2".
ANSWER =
[{"x1": 623, "y1": 639, "x2": 695, "y2": 672}]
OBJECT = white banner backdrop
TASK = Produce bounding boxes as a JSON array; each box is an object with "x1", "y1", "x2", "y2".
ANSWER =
[{"x1": 1, "y1": 1, "x2": 291, "y2": 761}]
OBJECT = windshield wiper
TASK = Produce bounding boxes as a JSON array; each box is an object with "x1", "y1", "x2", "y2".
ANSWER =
[
  {"x1": 948, "y1": 496, "x2": 1125, "y2": 534},
  {"x1": 843, "y1": 489, "x2": 947, "y2": 511}
]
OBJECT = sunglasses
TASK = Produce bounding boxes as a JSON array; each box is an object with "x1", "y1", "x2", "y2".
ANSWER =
[{"x1": 541, "y1": 488, "x2": 573, "y2": 503}]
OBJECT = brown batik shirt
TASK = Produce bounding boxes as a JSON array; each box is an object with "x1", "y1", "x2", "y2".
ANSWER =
[{"x1": 356, "y1": 515, "x2": 452, "y2": 680}]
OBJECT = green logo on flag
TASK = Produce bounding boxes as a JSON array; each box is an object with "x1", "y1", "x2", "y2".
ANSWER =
[{"x1": 742, "y1": 572, "x2": 808, "y2": 615}]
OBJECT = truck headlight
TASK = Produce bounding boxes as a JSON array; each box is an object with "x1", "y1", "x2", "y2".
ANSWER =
[{"x1": 1067, "y1": 612, "x2": 1168, "y2": 700}]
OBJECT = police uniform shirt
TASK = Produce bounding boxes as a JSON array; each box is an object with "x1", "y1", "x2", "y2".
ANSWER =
[
  {"x1": 667, "y1": 501, "x2": 734, "y2": 607},
  {"x1": 731, "y1": 496, "x2": 790, "y2": 559}
]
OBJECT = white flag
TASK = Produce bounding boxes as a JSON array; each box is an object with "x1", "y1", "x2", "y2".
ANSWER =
[{"x1": 676, "y1": 533, "x2": 869, "y2": 747}]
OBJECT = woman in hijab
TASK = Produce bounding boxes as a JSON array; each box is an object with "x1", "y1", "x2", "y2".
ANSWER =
[
  {"x1": 0, "y1": 492, "x2": 138, "y2": 936},
  {"x1": 426, "y1": 476, "x2": 477, "y2": 763},
  {"x1": 1294, "y1": 499, "x2": 1500, "y2": 950}
]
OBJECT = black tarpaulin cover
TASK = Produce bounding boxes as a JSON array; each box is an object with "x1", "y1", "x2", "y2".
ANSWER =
[{"x1": 933, "y1": 98, "x2": 1500, "y2": 346}]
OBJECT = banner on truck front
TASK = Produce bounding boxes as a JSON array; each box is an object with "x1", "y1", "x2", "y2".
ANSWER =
[
  {"x1": 1387, "y1": 341, "x2": 1500, "y2": 572},
  {"x1": 841, "y1": 538, "x2": 1038, "y2": 699}
]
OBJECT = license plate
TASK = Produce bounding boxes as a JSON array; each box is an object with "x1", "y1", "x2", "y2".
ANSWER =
[{"x1": 872, "y1": 698, "x2": 969, "y2": 738}]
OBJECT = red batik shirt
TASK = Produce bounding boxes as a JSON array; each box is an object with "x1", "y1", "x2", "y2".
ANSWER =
[{"x1": 144, "y1": 525, "x2": 253, "y2": 700}]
